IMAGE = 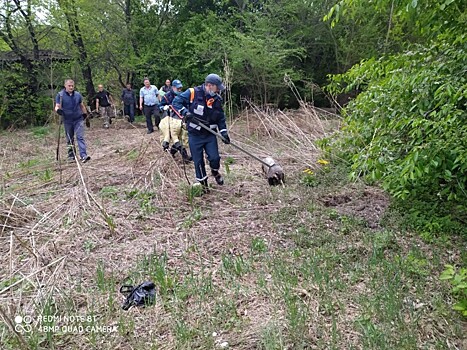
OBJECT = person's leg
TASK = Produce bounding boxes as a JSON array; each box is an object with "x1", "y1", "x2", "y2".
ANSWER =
[
  {"x1": 159, "y1": 117, "x2": 170, "y2": 150},
  {"x1": 128, "y1": 104, "x2": 135, "y2": 123},
  {"x1": 100, "y1": 107, "x2": 109, "y2": 128},
  {"x1": 189, "y1": 135, "x2": 208, "y2": 186},
  {"x1": 64, "y1": 121, "x2": 75, "y2": 160},
  {"x1": 204, "y1": 134, "x2": 223, "y2": 185},
  {"x1": 124, "y1": 104, "x2": 130, "y2": 119},
  {"x1": 169, "y1": 118, "x2": 181, "y2": 145},
  {"x1": 75, "y1": 119, "x2": 89, "y2": 161},
  {"x1": 152, "y1": 106, "x2": 161, "y2": 130},
  {"x1": 144, "y1": 105, "x2": 154, "y2": 133}
]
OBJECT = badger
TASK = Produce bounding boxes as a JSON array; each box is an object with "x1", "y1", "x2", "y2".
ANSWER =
[{"x1": 262, "y1": 157, "x2": 285, "y2": 186}]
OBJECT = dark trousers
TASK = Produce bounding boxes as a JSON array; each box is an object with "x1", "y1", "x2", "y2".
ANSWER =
[
  {"x1": 64, "y1": 118, "x2": 87, "y2": 159},
  {"x1": 188, "y1": 133, "x2": 220, "y2": 182},
  {"x1": 124, "y1": 103, "x2": 135, "y2": 122},
  {"x1": 143, "y1": 105, "x2": 160, "y2": 132}
]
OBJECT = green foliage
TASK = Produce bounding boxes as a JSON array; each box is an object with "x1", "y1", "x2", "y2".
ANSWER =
[
  {"x1": 301, "y1": 168, "x2": 319, "y2": 187},
  {"x1": 328, "y1": 35, "x2": 466, "y2": 202},
  {"x1": 440, "y1": 265, "x2": 467, "y2": 317}
]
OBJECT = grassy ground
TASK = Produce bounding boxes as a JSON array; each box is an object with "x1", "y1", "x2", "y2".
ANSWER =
[{"x1": 0, "y1": 109, "x2": 465, "y2": 349}]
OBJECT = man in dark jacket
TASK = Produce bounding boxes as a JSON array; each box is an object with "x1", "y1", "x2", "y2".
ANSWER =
[
  {"x1": 121, "y1": 83, "x2": 136, "y2": 123},
  {"x1": 172, "y1": 73, "x2": 230, "y2": 192},
  {"x1": 95, "y1": 84, "x2": 114, "y2": 129},
  {"x1": 54, "y1": 79, "x2": 91, "y2": 163}
]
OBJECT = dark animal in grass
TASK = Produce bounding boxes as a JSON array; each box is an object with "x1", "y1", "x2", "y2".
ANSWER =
[{"x1": 262, "y1": 157, "x2": 285, "y2": 186}]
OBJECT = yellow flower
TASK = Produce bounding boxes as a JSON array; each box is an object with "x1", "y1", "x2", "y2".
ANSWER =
[
  {"x1": 317, "y1": 159, "x2": 329, "y2": 165},
  {"x1": 303, "y1": 168, "x2": 314, "y2": 175}
]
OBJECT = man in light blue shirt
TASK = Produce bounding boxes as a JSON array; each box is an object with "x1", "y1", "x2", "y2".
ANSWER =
[{"x1": 139, "y1": 78, "x2": 160, "y2": 134}]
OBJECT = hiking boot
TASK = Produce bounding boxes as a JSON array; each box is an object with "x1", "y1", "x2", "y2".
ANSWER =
[
  {"x1": 104, "y1": 123, "x2": 109, "y2": 129},
  {"x1": 81, "y1": 155, "x2": 91, "y2": 163},
  {"x1": 162, "y1": 141, "x2": 169, "y2": 151},
  {"x1": 212, "y1": 170, "x2": 224, "y2": 185},
  {"x1": 67, "y1": 156, "x2": 75, "y2": 163}
]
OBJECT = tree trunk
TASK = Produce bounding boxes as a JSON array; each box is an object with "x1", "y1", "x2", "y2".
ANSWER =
[
  {"x1": 124, "y1": 0, "x2": 140, "y2": 57},
  {"x1": 57, "y1": 0, "x2": 96, "y2": 106}
]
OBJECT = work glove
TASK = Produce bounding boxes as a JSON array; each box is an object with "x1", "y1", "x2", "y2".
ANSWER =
[
  {"x1": 221, "y1": 131, "x2": 230, "y2": 144},
  {"x1": 183, "y1": 112, "x2": 194, "y2": 124},
  {"x1": 163, "y1": 105, "x2": 170, "y2": 111},
  {"x1": 56, "y1": 109, "x2": 64, "y2": 116}
]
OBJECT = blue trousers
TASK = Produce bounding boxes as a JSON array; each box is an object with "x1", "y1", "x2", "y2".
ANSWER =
[
  {"x1": 64, "y1": 119, "x2": 87, "y2": 159},
  {"x1": 124, "y1": 103, "x2": 135, "y2": 122},
  {"x1": 188, "y1": 133, "x2": 220, "y2": 182}
]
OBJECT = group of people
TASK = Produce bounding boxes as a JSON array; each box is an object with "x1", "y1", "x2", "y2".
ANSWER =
[{"x1": 54, "y1": 73, "x2": 230, "y2": 192}]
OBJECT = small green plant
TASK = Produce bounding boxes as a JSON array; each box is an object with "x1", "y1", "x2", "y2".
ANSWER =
[
  {"x1": 100, "y1": 186, "x2": 120, "y2": 200},
  {"x1": 221, "y1": 254, "x2": 249, "y2": 277},
  {"x1": 251, "y1": 237, "x2": 268, "y2": 254},
  {"x1": 126, "y1": 149, "x2": 139, "y2": 161},
  {"x1": 32, "y1": 126, "x2": 50, "y2": 138},
  {"x1": 83, "y1": 240, "x2": 96, "y2": 253},
  {"x1": 186, "y1": 184, "x2": 204, "y2": 201},
  {"x1": 440, "y1": 265, "x2": 467, "y2": 317},
  {"x1": 19, "y1": 159, "x2": 40, "y2": 169},
  {"x1": 40, "y1": 168, "x2": 53, "y2": 182},
  {"x1": 182, "y1": 207, "x2": 202, "y2": 228},
  {"x1": 301, "y1": 168, "x2": 318, "y2": 187},
  {"x1": 224, "y1": 156, "x2": 235, "y2": 175}
]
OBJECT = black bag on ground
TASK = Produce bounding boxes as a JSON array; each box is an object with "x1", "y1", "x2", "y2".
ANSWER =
[{"x1": 120, "y1": 281, "x2": 156, "y2": 310}]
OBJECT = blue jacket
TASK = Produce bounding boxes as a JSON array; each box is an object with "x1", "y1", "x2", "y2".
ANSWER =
[
  {"x1": 172, "y1": 84, "x2": 227, "y2": 135},
  {"x1": 55, "y1": 89, "x2": 84, "y2": 122},
  {"x1": 158, "y1": 90, "x2": 176, "y2": 113}
]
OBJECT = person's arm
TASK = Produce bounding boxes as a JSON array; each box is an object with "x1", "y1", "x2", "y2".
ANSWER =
[
  {"x1": 172, "y1": 89, "x2": 191, "y2": 116},
  {"x1": 54, "y1": 93, "x2": 61, "y2": 112},
  {"x1": 139, "y1": 90, "x2": 144, "y2": 110},
  {"x1": 121, "y1": 89, "x2": 125, "y2": 102},
  {"x1": 80, "y1": 102, "x2": 87, "y2": 115}
]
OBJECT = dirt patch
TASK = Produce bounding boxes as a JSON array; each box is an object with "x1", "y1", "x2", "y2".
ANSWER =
[{"x1": 321, "y1": 188, "x2": 390, "y2": 229}]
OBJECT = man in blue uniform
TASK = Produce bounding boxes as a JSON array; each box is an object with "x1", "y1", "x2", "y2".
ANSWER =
[
  {"x1": 158, "y1": 79, "x2": 191, "y2": 162},
  {"x1": 139, "y1": 78, "x2": 159, "y2": 134},
  {"x1": 172, "y1": 73, "x2": 230, "y2": 192},
  {"x1": 54, "y1": 79, "x2": 91, "y2": 163}
]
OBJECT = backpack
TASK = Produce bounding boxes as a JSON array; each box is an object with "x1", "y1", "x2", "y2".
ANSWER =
[{"x1": 119, "y1": 281, "x2": 156, "y2": 310}]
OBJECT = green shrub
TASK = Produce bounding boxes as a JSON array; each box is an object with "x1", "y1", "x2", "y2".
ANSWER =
[
  {"x1": 327, "y1": 34, "x2": 466, "y2": 202},
  {"x1": 440, "y1": 265, "x2": 467, "y2": 317}
]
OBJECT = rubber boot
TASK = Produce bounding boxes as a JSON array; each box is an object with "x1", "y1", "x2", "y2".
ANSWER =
[
  {"x1": 211, "y1": 170, "x2": 224, "y2": 185},
  {"x1": 200, "y1": 179, "x2": 210, "y2": 194},
  {"x1": 170, "y1": 142, "x2": 182, "y2": 158}
]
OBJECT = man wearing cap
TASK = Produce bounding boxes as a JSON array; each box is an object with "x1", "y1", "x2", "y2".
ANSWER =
[
  {"x1": 172, "y1": 73, "x2": 230, "y2": 192},
  {"x1": 139, "y1": 78, "x2": 160, "y2": 134},
  {"x1": 158, "y1": 79, "x2": 192, "y2": 162}
]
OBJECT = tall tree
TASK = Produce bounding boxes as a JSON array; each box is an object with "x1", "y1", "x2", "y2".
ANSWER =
[{"x1": 56, "y1": 0, "x2": 95, "y2": 104}]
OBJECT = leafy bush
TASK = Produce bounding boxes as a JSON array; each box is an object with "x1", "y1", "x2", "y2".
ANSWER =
[
  {"x1": 327, "y1": 34, "x2": 466, "y2": 202},
  {"x1": 440, "y1": 265, "x2": 467, "y2": 317}
]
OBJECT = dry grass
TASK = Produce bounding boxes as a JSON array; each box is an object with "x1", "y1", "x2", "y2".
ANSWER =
[{"x1": 0, "y1": 108, "x2": 465, "y2": 350}]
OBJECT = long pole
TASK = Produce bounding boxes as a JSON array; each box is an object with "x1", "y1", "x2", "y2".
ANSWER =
[{"x1": 170, "y1": 106, "x2": 272, "y2": 169}]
